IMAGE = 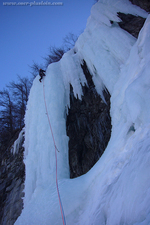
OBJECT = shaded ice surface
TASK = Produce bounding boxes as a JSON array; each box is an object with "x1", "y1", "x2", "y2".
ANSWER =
[
  {"x1": 11, "y1": 129, "x2": 24, "y2": 155},
  {"x1": 15, "y1": 1, "x2": 150, "y2": 225}
]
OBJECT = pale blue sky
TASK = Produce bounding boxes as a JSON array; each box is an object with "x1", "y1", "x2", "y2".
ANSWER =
[{"x1": 0, "y1": 0, "x2": 94, "y2": 90}]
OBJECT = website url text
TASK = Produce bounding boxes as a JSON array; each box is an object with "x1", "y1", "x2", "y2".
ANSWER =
[{"x1": 3, "y1": 1, "x2": 63, "y2": 6}]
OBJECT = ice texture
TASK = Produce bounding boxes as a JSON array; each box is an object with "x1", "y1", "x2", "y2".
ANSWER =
[{"x1": 15, "y1": 1, "x2": 150, "y2": 225}]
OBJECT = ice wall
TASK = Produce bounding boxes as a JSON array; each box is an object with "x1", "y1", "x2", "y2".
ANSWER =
[{"x1": 15, "y1": 1, "x2": 150, "y2": 224}]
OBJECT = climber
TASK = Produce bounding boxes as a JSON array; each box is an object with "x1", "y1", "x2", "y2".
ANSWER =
[{"x1": 39, "y1": 69, "x2": 46, "y2": 82}]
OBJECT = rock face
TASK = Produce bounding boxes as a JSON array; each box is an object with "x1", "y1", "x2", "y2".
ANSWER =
[
  {"x1": 66, "y1": 61, "x2": 111, "y2": 178},
  {"x1": 117, "y1": 0, "x2": 149, "y2": 39},
  {"x1": 129, "y1": 0, "x2": 150, "y2": 12},
  {"x1": 118, "y1": 13, "x2": 146, "y2": 38},
  {"x1": 66, "y1": 0, "x2": 149, "y2": 178},
  {"x1": 67, "y1": 1, "x2": 149, "y2": 178},
  {"x1": 0, "y1": 130, "x2": 25, "y2": 225}
]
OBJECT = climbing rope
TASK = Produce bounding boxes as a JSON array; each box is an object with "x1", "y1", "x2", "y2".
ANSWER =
[{"x1": 43, "y1": 78, "x2": 66, "y2": 225}]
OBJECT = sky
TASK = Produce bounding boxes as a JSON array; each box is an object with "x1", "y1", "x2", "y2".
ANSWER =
[{"x1": 0, "y1": 0, "x2": 95, "y2": 90}]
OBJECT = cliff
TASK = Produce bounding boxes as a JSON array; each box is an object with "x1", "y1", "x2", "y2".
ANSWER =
[{"x1": 0, "y1": 0, "x2": 149, "y2": 224}]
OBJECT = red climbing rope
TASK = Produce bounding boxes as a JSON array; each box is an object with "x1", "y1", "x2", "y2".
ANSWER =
[{"x1": 43, "y1": 78, "x2": 66, "y2": 225}]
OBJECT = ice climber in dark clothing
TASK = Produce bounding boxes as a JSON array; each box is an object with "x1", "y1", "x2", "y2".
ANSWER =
[{"x1": 39, "y1": 69, "x2": 46, "y2": 82}]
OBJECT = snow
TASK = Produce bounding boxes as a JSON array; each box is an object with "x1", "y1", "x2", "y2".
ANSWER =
[{"x1": 15, "y1": 1, "x2": 150, "y2": 225}]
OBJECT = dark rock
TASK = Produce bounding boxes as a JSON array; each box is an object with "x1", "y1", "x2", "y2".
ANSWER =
[
  {"x1": 0, "y1": 130, "x2": 25, "y2": 225},
  {"x1": 66, "y1": 61, "x2": 112, "y2": 178},
  {"x1": 129, "y1": 0, "x2": 150, "y2": 12},
  {"x1": 118, "y1": 13, "x2": 146, "y2": 38},
  {"x1": 117, "y1": 0, "x2": 149, "y2": 39}
]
